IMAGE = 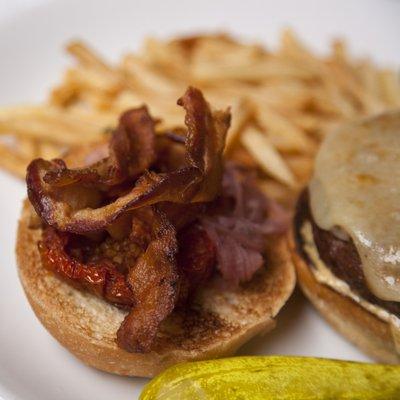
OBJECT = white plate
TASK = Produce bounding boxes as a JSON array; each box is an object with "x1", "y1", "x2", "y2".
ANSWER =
[{"x1": 0, "y1": 1, "x2": 399, "y2": 399}]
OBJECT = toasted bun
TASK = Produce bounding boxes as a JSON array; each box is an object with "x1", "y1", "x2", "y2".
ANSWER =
[
  {"x1": 17, "y1": 198, "x2": 295, "y2": 377},
  {"x1": 288, "y1": 220, "x2": 400, "y2": 364}
]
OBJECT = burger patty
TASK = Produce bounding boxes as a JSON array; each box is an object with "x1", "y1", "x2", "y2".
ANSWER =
[{"x1": 294, "y1": 190, "x2": 400, "y2": 317}]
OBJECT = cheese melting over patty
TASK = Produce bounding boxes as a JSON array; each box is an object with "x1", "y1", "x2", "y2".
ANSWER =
[{"x1": 309, "y1": 111, "x2": 400, "y2": 302}]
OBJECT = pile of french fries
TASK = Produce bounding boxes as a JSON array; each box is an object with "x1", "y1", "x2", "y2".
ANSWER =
[{"x1": 1, "y1": 30, "x2": 399, "y2": 206}]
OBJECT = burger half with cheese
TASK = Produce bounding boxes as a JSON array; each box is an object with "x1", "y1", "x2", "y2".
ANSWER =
[
  {"x1": 289, "y1": 110, "x2": 400, "y2": 363},
  {"x1": 16, "y1": 87, "x2": 295, "y2": 377}
]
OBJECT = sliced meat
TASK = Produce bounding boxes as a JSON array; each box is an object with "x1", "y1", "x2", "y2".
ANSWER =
[
  {"x1": 116, "y1": 207, "x2": 180, "y2": 352},
  {"x1": 177, "y1": 223, "x2": 216, "y2": 301},
  {"x1": 202, "y1": 165, "x2": 289, "y2": 285}
]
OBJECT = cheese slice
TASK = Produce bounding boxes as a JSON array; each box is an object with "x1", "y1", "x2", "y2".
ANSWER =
[
  {"x1": 301, "y1": 221, "x2": 400, "y2": 354},
  {"x1": 309, "y1": 111, "x2": 400, "y2": 302}
]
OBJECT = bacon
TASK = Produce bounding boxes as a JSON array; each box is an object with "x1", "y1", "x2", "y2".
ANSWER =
[
  {"x1": 26, "y1": 87, "x2": 289, "y2": 353},
  {"x1": 26, "y1": 87, "x2": 230, "y2": 234},
  {"x1": 43, "y1": 107, "x2": 156, "y2": 188},
  {"x1": 38, "y1": 226, "x2": 134, "y2": 308},
  {"x1": 177, "y1": 87, "x2": 229, "y2": 202},
  {"x1": 116, "y1": 207, "x2": 179, "y2": 353}
]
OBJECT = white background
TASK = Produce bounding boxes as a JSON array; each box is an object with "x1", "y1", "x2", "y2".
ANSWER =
[{"x1": 0, "y1": 1, "x2": 399, "y2": 399}]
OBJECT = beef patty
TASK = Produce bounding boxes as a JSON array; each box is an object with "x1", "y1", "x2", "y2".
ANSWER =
[{"x1": 294, "y1": 190, "x2": 400, "y2": 317}]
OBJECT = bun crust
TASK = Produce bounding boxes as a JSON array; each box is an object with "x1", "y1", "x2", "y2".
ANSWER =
[
  {"x1": 16, "y1": 201, "x2": 295, "y2": 377},
  {"x1": 288, "y1": 226, "x2": 400, "y2": 364}
]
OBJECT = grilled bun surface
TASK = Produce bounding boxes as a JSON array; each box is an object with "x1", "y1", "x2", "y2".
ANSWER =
[{"x1": 17, "y1": 201, "x2": 295, "y2": 377}]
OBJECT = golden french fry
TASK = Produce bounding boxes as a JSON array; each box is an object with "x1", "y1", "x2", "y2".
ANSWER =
[
  {"x1": 327, "y1": 62, "x2": 386, "y2": 114},
  {"x1": 140, "y1": 37, "x2": 190, "y2": 80},
  {"x1": 285, "y1": 154, "x2": 314, "y2": 183},
  {"x1": 256, "y1": 83, "x2": 312, "y2": 111},
  {"x1": 379, "y1": 69, "x2": 400, "y2": 107},
  {"x1": 290, "y1": 113, "x2": 321, "y2": 133},
  {"x1": 39, "y1": 141, "x2": 64, "y2": 159},
  {"x1": 331, "y1": 39, "x2": 348, "y2": 63},
  {"x1": 224, "y1": 98, "x2": 252, "y2": 151},
  {"x1": 65, "y1": 66, "x2": 123, "y2": 95},
  {"x1": 66, "y1": 41, "x2": 112, "y2": 72},
  {"x1": 279, "y1": 28, "x2": 315, "y2": 62},
  {"x1": 241, "y1": 126, "x2": 296, "y2": 187},
  {"x1": 121, "y1": 54, "x2": 183, "y2": 95},
  {"x1": 356, "y1": 60, "x2": 382, "y2": 100},
  {"x1": 192, "y1": 59, "x2": 315, "y2": 83},
  {"x1": 0, "y1": 106, "x2": 106, "y2": 145},
  {"x1": 0, "y1": 142, "x2": 29, "y2": 178},
  {"x1": 18, "y1": 137, "x2": 39, "y2": 159},
  {"x1": 255, "y1": 104, "x2": 316, "y2": 154},
  {"x1": 50, "y1": 81, "x2": 78, "y2": 107},
  {"x1": 311, "y1": 85, "x2": 356, "y2": 118},
  {"x1": 0, "y1": 28, "x2": 398, "y2": 209},
  {"x1": 113, "y1": 90, "x2": 184, "y2": 129}
]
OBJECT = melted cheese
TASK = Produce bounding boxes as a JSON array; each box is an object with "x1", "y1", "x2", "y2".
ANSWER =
[
  {"x1": 301, "y1": 221, "x2": 400, "y2": 354},
  {"x1": 309, "y1": 112, "x2": 400, "y2": 302}
]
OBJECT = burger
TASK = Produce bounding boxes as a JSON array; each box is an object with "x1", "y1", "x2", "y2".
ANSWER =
[
  {"x1": 16, "y1": 87, "x2": 295, "y2": 377},
  {"x1": 289, "y1": 110, "x2": 400, "y2": 363}
]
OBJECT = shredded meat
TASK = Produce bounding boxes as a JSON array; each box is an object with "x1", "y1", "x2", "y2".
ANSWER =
[
  {"x1": 177, "y1": 223, "x2": 216, "y2": 301},
  {"x1": 201, "y1": 165, "x2": 289, "y2": 285}
]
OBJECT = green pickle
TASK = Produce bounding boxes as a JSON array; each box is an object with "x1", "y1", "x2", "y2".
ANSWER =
[{"x1": 140, "y1": 356, "x2": 400, "y2": 399}]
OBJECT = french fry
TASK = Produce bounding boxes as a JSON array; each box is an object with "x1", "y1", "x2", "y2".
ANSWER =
[
  {"x1": 192, "y1": 58, "x2": 315, "y2": 83},
  {"x1": 285, "y1": 154, "x2": 314, "y2": 183},
  {"x1": 255, "y1": 104, "x2": 316, "y2": 154},
  {"x1": 0, "y1": 30, "x2": 398, "y2": 206},
  {"x1": 357, "y1": 60, "x2": 382, "y2": 101},
  {"x1": 50, "y1": 81, "x2": 78, "y2": 107},
  {"x1": 18, "y1": 138, "x2": 39, "y2": 159},
  {"x1": 224, "y1": 98, "x2": 252, "y2": 151},
  {"x1": 141, "y1": 37, "x2": 190, "y2": 80},
  {"x1": 121, "y1": 54, "x2": 182, "y2": 95},
  {"x1": 379, "y1": 69, "x2": 400, "y2": 107},
  {"x1": 66, "y1": 41, "x2": 112, "y2": 73},
  {"x1": 65, "y1": 66, "x2": 122, "y2": 95},
  {"x1": 0, "y1": 106, "x2": 108, "y2": 145},
  {"x1": 241, "y1": 126, "x2": 296, "y2": 187},
  {"x1": 331, "y1": 39, "x2": 348, "y2": 64},
  {"x1": 39, "y1": 141, "x2": 65, "y2": 160},
  {"x1": 0, "y1": 142, "x2": 29, "y2": 178}
]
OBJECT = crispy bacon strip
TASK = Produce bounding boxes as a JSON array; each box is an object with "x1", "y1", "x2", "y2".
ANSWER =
[
  {"x1": 116, "y1": 207, "x2": 179, "y2": 352},
  {"x1": 177, "y1": 88, "x2": 229, "y2": 201},
  {"x1": 38, "y1": 227, "x2": 134, "y2": 308},
  {"x1": 27, "y1": 87, "x2": 230, "y2": 234},
  {"x1": 43, "y1": 107, "x2": 156, "y2": 187}
]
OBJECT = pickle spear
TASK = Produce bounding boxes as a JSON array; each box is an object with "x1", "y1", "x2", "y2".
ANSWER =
[{"x1": 140, "y1": 356, "x2": 400, "y2": 399}]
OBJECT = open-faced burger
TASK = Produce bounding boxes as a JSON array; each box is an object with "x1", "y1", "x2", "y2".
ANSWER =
[{"x1": 17, "y1": 87, "x2": 295, "y2": 377}]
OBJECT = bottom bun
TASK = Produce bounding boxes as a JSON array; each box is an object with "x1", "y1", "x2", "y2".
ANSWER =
[
  {"x1": 16, "y1": 202, "x2": 295, "y2": 377},
  {"x1": 288, "y1": 227, "x2": 400, "y2": 364}
]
